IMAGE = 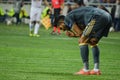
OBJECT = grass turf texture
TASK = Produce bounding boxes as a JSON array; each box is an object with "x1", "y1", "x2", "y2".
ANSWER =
[{"x1": 0, "y1": 23, "x2": 120, "y2": 80}]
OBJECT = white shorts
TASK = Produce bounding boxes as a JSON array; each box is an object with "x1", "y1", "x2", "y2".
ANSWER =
[{"x1": 30, "y1": 7, "x2": 42, "y2": 22}]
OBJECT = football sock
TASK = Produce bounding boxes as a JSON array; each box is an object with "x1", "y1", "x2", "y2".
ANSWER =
[
  {"x1": 83, "y1": 62, "x2": 89, "y2": 71},
  {"x1": 57, "y1": 27, "x2": 61, "y2": 33},
  {"x1": 94, "y1": 63, "x2": 99, "y2": 71},
  {"x1": 80, "y1": 44, "x2": 89, "y2": 70},
  {"x1": 29, "y1": 22, "x2": 34, "y2": 32},
  {"x1": 91, "y1": 45, "x2": 100, "y2": 64},
  {"x1": 91, "y1": 45, "x2": 100, "y2": 70},
  {"x1": 53, "y1": 27, "x2": 57, "y2": 32},
  {"x1": 34, "y1": 23, "x2": 40, "y2": 34}
]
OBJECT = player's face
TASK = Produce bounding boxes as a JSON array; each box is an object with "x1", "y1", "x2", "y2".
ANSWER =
[{"x1": 59, "y1": 22, "x2": 66, "y2": 31}]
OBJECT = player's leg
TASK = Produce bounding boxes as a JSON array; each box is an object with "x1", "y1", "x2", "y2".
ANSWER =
[
  {"x1": 15, "y1": 13, "x2": 20, "y2": 24},
  {"x1": 29, "y1": 7, "x2": 35, "y2": 36},
  {"x1": 33, "y1": 8, "x2": 42, "y2": 37},
  {"x1": 51, "y1": 8, "x2": 61, "y2": 35},
  {"x1": 51, "y1": 9, "x2": 57, "y2": 34},
  {"x1": 75, "y1": 19, "x2": 96, "y2": 75},
  {"x1": 89, "y1": 34, "x2": 102, "y2": 75},
  {"x1": 29, "y1": 21, "x2": 35, "y2": 36},
  {"x1": 88, "y1": 21, "x2": 107, "y2": 75},
  {"x1": 83, "y1": 18, "x2": 102, "y2": 75},
  {"x1": 88, "y1": 16, "x2": 111, "y2": 75},
  {"x1": 56, "y1": 8, "x2": 61, "y2": 34},
  {"x1": 33, "y1": 21, "x2": 40, "y2": 37},
  {"x1": 90, "y1": 45, "x2": 101, "y2": 75},
  {"x1": 75, "y1": 36, "x2": 90, "y2": 75}
]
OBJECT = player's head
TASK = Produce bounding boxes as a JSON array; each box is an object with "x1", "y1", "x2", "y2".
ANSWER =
[
  {"x1": 74, "y1": 0, "x2": 85, "y2": 7},
  {"x1": 57, "y1": 15, "x2": 68, "y2": 31}
]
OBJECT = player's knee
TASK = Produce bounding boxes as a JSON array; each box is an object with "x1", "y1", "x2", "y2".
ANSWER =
[
  {"x1": 79, "y1": 36, "x2": 88, "y2": 44},
  {"x1": 79, "y1": 37, "x2": 88, "y2": 46},
  {"x1": 89, "y1": 38, "x2": 98, "y2": 45}
]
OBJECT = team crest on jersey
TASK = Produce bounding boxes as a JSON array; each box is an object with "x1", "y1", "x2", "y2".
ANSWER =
[{"x1": 55, "y1": 0, "x2": 59, "y2": 4}]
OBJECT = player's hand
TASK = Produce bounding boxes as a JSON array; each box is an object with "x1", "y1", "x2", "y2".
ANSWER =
[
  {"x1": 78, "y1": 35, "x2": 89, "y2": 44},
  {"x1": 66, "y1": 31, "x2": 75, "y2": 37}
]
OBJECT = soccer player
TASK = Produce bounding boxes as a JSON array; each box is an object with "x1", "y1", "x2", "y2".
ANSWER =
[
  {"x1": 13, "y1": 0, "x2": 24, "y2": 24},
  {"x1": 51, "y1": 0, "x2": 64, "y2": 35},
  {"x1": 29, "y1": 0, "x2": 48, "y2": 37},
  {"x1": 57, "y1": 0, "x2": 112, "y2": 75}
]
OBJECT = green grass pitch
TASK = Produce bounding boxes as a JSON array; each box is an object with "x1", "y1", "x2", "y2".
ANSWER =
[{"x1": 0, "y1": 23, "x2": 120, "y2": 80}]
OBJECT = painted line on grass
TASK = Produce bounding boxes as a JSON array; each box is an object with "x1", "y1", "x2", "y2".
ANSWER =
[
  {"x1": 38, "y1": 36, "x2": 120, "y2": 40},
  {"x1": 39, "y1": 37, "x2": 75, "y2": 40},
  {"x1": 39, "y1": 37, "x2": 120, "y2": 45}
]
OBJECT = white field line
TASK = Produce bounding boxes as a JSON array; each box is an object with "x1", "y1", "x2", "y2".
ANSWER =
[
  {"x1": 38, "y1": 36, "x2": 120, "y2": 41},
  {"x1": 100, "y1": 37, "x2": 120, "y2": 45},
  {"x1": 39, "y1": 37, "x2": 120, "y2": 45},
  {"x1": 100, "y1": 41, "x2": 120, "y2": 45},
  {"x1": 107, "y1": 37, "x2": 120, "y2": 40},
  {"x1": 38, "y1": 36, "x2": 120, "y2": 40},
  {"x1": 39, "y1": 37, "x2": 75, "y2": 40}
]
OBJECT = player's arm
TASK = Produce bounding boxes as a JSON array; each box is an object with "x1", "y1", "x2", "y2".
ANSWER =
[
  {"x1": 60, "y1": 0, "x2": 64, "y2": 9},
  {"x1": 59, "y1": 0, "x2": 64, "y2": 14},
  {"x1": 66, "y1": 30, "x2": 80, "y2": 37},
  {"x1": 43, "y1": 0, "x2": 50, "y2": 7},
  {"x1": 66, "y1": 23, "x2": 83, "y2": 37},
  {"x1": 43, "y1": 0, "x2": 52, "y2": 14}
]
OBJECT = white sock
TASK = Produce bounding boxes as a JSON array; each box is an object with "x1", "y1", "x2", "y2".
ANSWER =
[
  {"x1": 34, "y1": 23, "x2": 40, "y2": 34},
  {"x1": 29, "y1": 22, "x2": 34, "y2": 32},
  {"x1": 83, "y1": 69, "x2": 89, "y2": 72},
  {"x1": 94, "y1": 63, "x2": 99, "y2": 71},
  {"x1": 93, "y1": 69, "x2": 99, "y2": 72}
]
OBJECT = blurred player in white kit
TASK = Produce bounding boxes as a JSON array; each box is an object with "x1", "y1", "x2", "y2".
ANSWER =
[{"x1": 29, "y1": 0, "x2": 48, "y2": 37}]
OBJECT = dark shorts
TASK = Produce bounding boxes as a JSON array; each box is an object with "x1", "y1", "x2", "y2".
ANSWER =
[{"x1": 83, "y1": 13, "x2": 112, "y2": 41}]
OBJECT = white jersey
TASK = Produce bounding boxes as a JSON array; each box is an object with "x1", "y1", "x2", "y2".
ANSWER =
[{"x1": 31, "y1": 0, "x2": 42, "y2": 8}]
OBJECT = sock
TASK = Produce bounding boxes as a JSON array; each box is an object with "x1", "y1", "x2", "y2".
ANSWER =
[
  {"x1": 29, "y1": 22, "x2": 34, "y2": 32},
  {"x1": 91, "y1": 45, "x2": 100, "y2": 70},
  {"x1": 80, "y1": 44, "x2": 89, "y2": 70},
  {"x1": 94, "y1": 63, "x2": 99, "y2": 71},
  {"x1": 53, "y1": 27, "x2": 57, "y2": 32},
  {"x1": 57, "y1": 27, "x2": 61, "y2": 33},
  {"x1": 34, "y1": 23, "x2": 40, "y2": 34},
  {"x1": 83, "y1": 62, "x2": 89, "y2": 71}
]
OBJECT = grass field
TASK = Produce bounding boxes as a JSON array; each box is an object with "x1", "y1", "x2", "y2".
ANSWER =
[{"x1": 0, "y1": 23, "x2": 120, "y2": 80}]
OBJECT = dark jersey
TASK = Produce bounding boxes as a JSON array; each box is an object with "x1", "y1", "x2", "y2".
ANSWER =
[
  {"x1": 65, "y1": 6, "x2": 111, "y2": 29},
  {"x1": 64, "y1": 6, "x2": 112, "y2": 37}
]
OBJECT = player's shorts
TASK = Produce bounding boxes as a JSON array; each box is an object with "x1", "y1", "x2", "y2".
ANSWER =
[
  {"x1": 83, "y1": 12, "x2": 112, "y2": 41},
  {"x1": 30, "y1": 7, "x2": 42, "y2": 22}
]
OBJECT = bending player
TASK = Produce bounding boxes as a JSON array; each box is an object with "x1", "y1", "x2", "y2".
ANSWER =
[{"x1": 57, "y1": 0, "x2": 112, "y2": 75}]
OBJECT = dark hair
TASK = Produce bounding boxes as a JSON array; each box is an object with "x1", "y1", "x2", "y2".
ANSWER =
[
  {"x1": 74, "y1": 0, "x2": 84, "y2": 6},
  {"x1": 58, "y1": 15, "x2": 65, "y2": 22}
]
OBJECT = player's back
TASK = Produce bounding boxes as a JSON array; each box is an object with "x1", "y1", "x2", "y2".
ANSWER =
[{"x1": 66, "y1": 6, "x2": 110, "y2": 25}]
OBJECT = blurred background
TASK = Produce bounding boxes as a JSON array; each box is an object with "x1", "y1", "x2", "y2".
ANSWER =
[{"x1": 0, "y1": 0, "x2": 119, "y2": 31}]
